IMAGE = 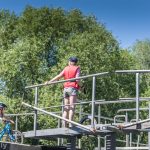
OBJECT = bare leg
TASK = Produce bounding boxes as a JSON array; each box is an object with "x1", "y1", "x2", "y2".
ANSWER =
[
  {"x1": 62, "y1": 97, "x2": 69, "y2": 127},
  {"x1": 69, "y1": 95, "x2": 77, "y2": 127}
]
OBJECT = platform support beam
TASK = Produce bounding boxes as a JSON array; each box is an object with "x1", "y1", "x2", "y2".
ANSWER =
[
  {"x1": 67, "y1": 136, "x2": 76, "y2": 150},
  {"x1": 106, "y1": 133, "x2": 116, "y2": 150}
]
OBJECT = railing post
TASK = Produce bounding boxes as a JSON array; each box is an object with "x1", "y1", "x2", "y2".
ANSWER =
[
  {"x1": 130, "y1": 132, "x2": 132, "y2": 147},
  {"x1": 15, "y1": 116, "x2": 18, "y2": 131},
  {"x1": 125, "y1": 112, "x2": 129, "y2": 147},
  {"x1": 98, "y1": 104, "x2": 101, "y2": 150},
  {"x1": 57, "y1": 118, "x2": 61, "y2": 146},
  {"x1": 78, "y1": 104, "x2": 82, "y2": 149},
  {"x1": 136, "y1": 73, "x2": 140, "y2": 122},
  {"x1": 91, "y1": 76, "x2": 96, "y2": 128},
  {"x1": 34, "y1": 87, "x2": 38, "y2": 135}
]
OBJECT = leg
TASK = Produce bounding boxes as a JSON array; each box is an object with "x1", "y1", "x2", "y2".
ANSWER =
[
  {"x1": 5, "y1": 123, "x2": 15, "y2": 141},
  {"x1": 62, "y1": 97, "x2": 69, "y2": 127},
  {"x1": 0, "y1": 127, "x2": 7, "y2": 140},
  {"x1": 7, "y1": 129, "x2": 15, "y2": 141},
  {"x1": 68, "y1": 95, "x2": 77, "y2": 127}
]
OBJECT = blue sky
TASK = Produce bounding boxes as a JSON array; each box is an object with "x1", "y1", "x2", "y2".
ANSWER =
[{"x1": 0, "y1": 0, "x2": 150, "y2": 48}]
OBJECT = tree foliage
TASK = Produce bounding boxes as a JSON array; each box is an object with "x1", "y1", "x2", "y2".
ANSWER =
[
  {"x1": 131, "y1": 39, "x2": 150, "y2": 69},
  {"x1": 0, "y1": 6, "x2": 141, "y2": 148}
]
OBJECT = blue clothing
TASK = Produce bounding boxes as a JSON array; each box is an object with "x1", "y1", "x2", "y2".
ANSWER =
[{"x1": 0, "y1": 120, "x2": 15, "y2": 141}]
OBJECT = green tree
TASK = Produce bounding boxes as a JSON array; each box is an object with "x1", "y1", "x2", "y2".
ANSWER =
[
  {"x1": 131, "y1": 39, "x2": 150, "y2": 69},
  {"x1": 0, "y1": 6, "x2": 137, "y2": 148},
  {"x1": 130, "y1": 39, "x2": 150, "y2": 97}
]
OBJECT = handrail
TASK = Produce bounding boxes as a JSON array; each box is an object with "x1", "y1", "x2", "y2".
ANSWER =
[
  {"x1": 25, "y1": 70, "x2": 150, "y2": 89},
  {"x1": 41, "y1": 99, "x2": 105, "y2": 109},
  {"x1": 121, "y1": 118, "x2": 150, "y2": 128},
  {"x1": 5, "y1": 112, "x2": 61, "y2": 117},
  {"x1": 25, "y1": 72, "x2": 109, "y2": 89},
  {"x1": 115, "y1": 70, "x2": 150, "y2": 73},
  {"x1": 114, "y1": 115, "x2": 127, "y2": 124},
  {"x1": 95, "y1": 98, "x2": 150, "y2": 105},
  {"x1": 6, "y1": 112, "x2": 123, "y2": 123},
  {"x1": 22, "y1": 102, "x2": 95, "y2": 131},
  {"x1": 119, "y1": 97, "x2": 150, "y2": 100},
  {"x1": 23, "y1": 69, "x2": 150, "y2": 149},
  {"x1": 117, "y1": 108, "x2": 149, "y2": 113}
]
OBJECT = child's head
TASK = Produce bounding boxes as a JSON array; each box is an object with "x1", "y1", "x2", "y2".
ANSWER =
[
  {"x1": 68, "y1": 56, "x2": 78, "y2": 65},
  {"x1": 0, "y1": 102, "x2": 7, "y2": 118}
]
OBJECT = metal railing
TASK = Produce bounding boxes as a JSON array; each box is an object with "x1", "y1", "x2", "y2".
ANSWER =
[{"x1": 22, "y1": 70, "x2": 150, "y2": 149}]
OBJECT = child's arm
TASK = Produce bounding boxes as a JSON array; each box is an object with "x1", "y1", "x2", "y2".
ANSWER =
[{"x1": 2, "y1": 117, "x2": 15, "y2": 124}]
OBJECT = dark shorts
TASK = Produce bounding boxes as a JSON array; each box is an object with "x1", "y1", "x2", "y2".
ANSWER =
[{"x1": 63, "y1": 87, "x2": 78, "y2": 98}]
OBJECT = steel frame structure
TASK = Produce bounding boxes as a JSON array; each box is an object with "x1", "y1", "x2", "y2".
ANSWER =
[{"x1": 12, "y1": 70, "x2": 150, "y2": 150}]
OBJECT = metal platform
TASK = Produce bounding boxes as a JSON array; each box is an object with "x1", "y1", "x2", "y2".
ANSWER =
[
  {"x1": 22, "y1": 70, "x2": 150, "y2": 150},
  {"x1": 23, "y1": 126, "x2": 112, "y2": 139},
  {"x1": 23, "y1": 119, "x2": 150, "y2": 139}
]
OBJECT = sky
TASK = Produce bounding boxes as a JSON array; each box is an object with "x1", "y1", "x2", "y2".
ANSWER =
[{"x1": 0, "y1": 0, "x2": 150, "y2": 49}]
